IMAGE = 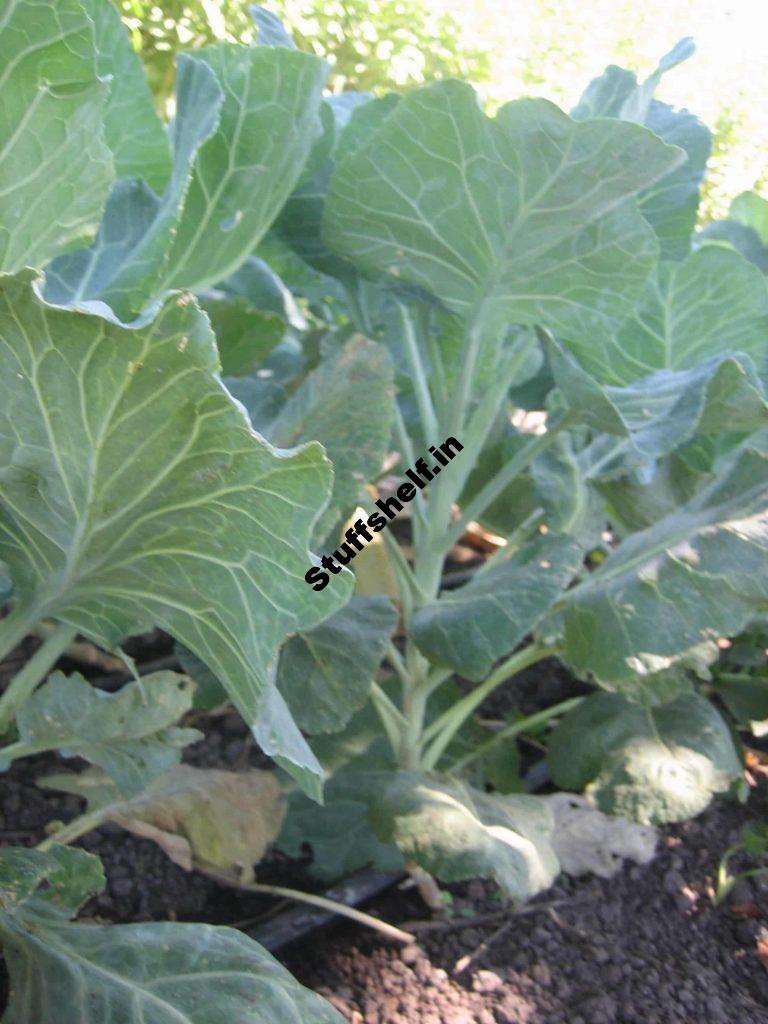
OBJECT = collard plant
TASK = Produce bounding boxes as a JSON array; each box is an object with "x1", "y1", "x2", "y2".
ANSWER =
[{"x1": 0, "y1": 2, "x2": 766, "y2": 1019}]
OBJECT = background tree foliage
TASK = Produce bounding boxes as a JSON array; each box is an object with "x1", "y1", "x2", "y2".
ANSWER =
[{"x1": 119, "y1": 0, "x2": 766, "y2": 218}]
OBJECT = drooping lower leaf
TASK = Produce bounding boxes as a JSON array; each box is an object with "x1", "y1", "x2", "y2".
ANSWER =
[
  {"x1": 278, "y1": 595, "x2": 397, "y2": 733},
  {"x1": 562, "y1": 444, "x2": 768, "y2": 686},
  {"x1": 41, "y1": 765, "x2": 285, "y2": 877},
  {"x1": 0, "y1": 845, "x2": 343, "y2": 1024},
  {"x1": 0, "y1": 274, "x2": 352, "y2": 792},
  {"x1": 411, "y1": 534, "x2": 583, "y2": 680},
  {"x1": 547, "y1": 691, "x2": 742, "y2": 824},
  {"x1": 0, "y1": 0, "x2": 113, "y2": 274},
  {"x1": 370, "y1": 772, "x2": 559, "y2": 901},
  {"x1": 1, "y1": 671, "x2": 200, "y2": 796}
]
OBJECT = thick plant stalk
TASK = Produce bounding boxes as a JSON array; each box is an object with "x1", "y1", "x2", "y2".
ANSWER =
[{"x1": 0, "y1": 621, "x2": 77, "y2": 734}]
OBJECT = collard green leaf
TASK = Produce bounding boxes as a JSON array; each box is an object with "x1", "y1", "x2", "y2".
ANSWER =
[
  {"x1": 573, "y1": 46, "x2": 708, "y2": 260},
  {"x1": 0, "y1": 273, "x2": 351, "y2": 791},
  {"x1": 250, "y1": 4, "x2": 297, "y2": 48},
  {"x1": 42, "y1": 765, "x2": 285, "y2": 876},
  {"x1": 595, "y1": 453, "x2": 708, "y2": 534},
  {"x1": 370, "y1": 772, "x2": 558, "y2": 901},
  {"x1": 562, "y1": 445, "x2": 768, "y2": 687},
  {"x1": 324, "y1": 81, "x2": 682, "y2": 340},
  {"x1": 217, "y1": 254, "x2": 306, "y2": 329},
  {"x1": 5, "y1": 671, "x2": 200, "y2": 796},
  {"x1": 269, "y1": 334, "x2": 395, "y2": 536},
  {"x1": 698, "y1": 222, "x2": 768, "y2": 274},
  {"x1": 201, "y1": 296, "x2": 286, "y2": 376},
  {"x1": 43, "y1": 53, "x2": 223, "y2": 320},
  {"x1": 531, "y1": 433, "x2": 604, "y2": 545},
  {"x1": 278, "y1": 595, "x2": 397, "y2": 733},
  {"x1": 549, "y1": 339, "x2": 768, "y2": 460},
  {"x1": 572, "y1": 40, "x2": 709, "y2": 259},
  {"x1": 0, "y1": 844, "x2": 103, "y2": 918},
  {"x1": 279, "y1": 768, "x2": 404, "y2": 881},
  {"x1": 639, "y1": 100, "x2": 711, "y2": 260},
  {"x1": 0, "y1": 0, "x2": 113, "y2": 274},
  {"x1": 730, "y1": 190, "x2": 768, "y2": 245},
  {"x1": 45, "y1": 44, "x2": 328, "y2": 321},
  {"x1": 713, "y1": 674, "x2": 768, "y2": 737},
  {"x1": 82, "y1": 0, "x2": 171, "y2": 192},
  {"x1": 547, "y1": 692, "x2": 742, "y2": 824},
  {"x1": 0, "y1": 845, "x2": 343, "y2": 1024},
  {"x1": 411, "y1": 535, "x2": 583, "y2": 680},
  {"x1": 564, "y1": 247, "x2": 768, "y2": 386}
]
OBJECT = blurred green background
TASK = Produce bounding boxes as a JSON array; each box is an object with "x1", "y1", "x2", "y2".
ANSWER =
[{"x1": 119, "y1": 0, "x2": 767, "y2": 219}]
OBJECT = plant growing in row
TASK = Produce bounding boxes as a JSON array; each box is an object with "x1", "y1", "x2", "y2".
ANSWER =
[{"x1": 0, "y1": 1, "x2": 766, "y2": 1016}]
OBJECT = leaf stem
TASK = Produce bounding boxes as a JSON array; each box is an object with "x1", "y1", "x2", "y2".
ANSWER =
[
  {"x1": 386, "y1": 641, "x2": 410, "y2": 687},
  {"x1": 420, "y1": 643, "x2": 557, "y2": 770},
  {"x1": 371, "y1": 681, "x2": 409, "y2": 755},
  {"x1": 37, "y1": 805, "x2": 113, "y2": 852},
  {"x1": 0, "y1": 621, "x2": 77, "y2": 735},
  {"x1": 396, "y1": 302, "x2": 439, "y2": 444},
  {"x1": 201, "y1": 866, "x2": 417, "y2": 944},
  {"x1": 449, "y1": 695, "x2": 584, "y2": 773},
  {"x1": 0, "y1": 605, "x2": 42, "y2": 665}
]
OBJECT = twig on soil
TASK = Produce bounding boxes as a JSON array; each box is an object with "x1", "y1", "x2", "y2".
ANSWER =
[
  {"x1": 453, "y1": 917, "x2": 516, "y2": 975},
  {"x1": 450, "y1": 899, "x2": 567, "y2": 974},
  {"x1": 198, "y1": 865, "x2": 417, "y2": 945}
]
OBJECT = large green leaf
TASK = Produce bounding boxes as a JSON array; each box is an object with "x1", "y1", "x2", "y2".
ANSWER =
[
  {"x1": 370, "y1": 772, "x2": 559, "y2": 901},
  {"x1": 0, "y1": 0, "x2": 113, "y2": 273},
  {"x1": 0, "y1": 671, "x2": 200, "y2": 796},
  {"x1": 43, "y1": 53, "x2": 223, "y2": 321},
  {"x1": 549, "y1": 339, "x2": 768, "y2": 460},
  {"x1": 411, "y1": 535, "x2": 583, "y2": 680},
  {"x1": 45, "y1": 44, "x2": 327, "y2": 321},
  {"x1": 562, "y1": 444, "x2": 768, "y2": 686},
  {"x1": 572, "y1": 40, "x2": 710, "y2": 260},
  {"x1": 278, "y1": 595, "x2": 397, "y2": 733},
  {"x1": 0, "y1": 845, "x2": 343, "y2": 1023},
  {"x1": 0, "y1": 273, "x2": 351, "y2": 792},
  {"x1": 324, "y1": 81, "x2": 683, "y2": 340},
  {"x1": 730, "y1": 190, "x2": 768, "y2": 246},
  {"x1": 563, "y1": 247, "x2": 768, "y2": 385},
  {"x1": 547, "y1": 691, "x2": 742, "y2": 824},
  {"x1": 83, "y1": 0, "x2": 171, "y2": 192}
]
